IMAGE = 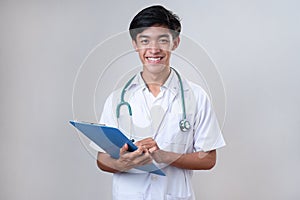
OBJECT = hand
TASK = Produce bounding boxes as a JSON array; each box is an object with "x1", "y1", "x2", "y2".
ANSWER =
[
  {"x1": 116, "y1": 143, "x2": 153, "y2": 172},
  {"x1": 135, "y1": 138, "x2": 167, "y2": 163},
  {"x1": 135, "y1": 137, "x2": 160, "y2": 153}
]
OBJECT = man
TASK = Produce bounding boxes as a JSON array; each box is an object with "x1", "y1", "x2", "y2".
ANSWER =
[{"x1": 93, "y1": 5, "x2": 225, "y2": 200}]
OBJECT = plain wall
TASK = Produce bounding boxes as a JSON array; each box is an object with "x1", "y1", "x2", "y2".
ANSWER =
[{"x1": 1, "y1": 0, "x2": 300, "y2": 199}]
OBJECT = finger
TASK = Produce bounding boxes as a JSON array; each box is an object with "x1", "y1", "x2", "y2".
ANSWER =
[
  {"x1": 135, "y1": 140, "x2": 147, "y2": 147},
  {"x1": 119, "y1": 143, "x2": 128, "y2": 155},
  {"x1": 148, "y1": 146, "x2": 158, "y2": 153},
  {"x1": 138, "y1": 157, "x2": 153, "y2": 166},
  {"x1": 127, "y1": 146, "x2": 144, "y2": 158},
  {"x1": 135, "y1": 137, "x2": 154, "y2": 146},
  {"x1": 142, "y1": 151, "x2": 153, "y2": 164},
  {"x1": 142, "y1": 141, "x2": 159, "y2": 152},
  {"x1": 134, "y1": 151, "x2": 153, "y2": 166},
  {"x1": 142, "y1": 137, "x2": 154, "y2": 142}
]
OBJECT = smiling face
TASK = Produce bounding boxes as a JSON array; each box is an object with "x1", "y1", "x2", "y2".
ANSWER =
[{"x1": 132, "y1": 26, "x2": 180, "y2": 77}]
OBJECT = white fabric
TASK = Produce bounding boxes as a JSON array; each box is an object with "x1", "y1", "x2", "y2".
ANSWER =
[{"x1": 92, "y1": 69, "x2": 225, "y2": 200}]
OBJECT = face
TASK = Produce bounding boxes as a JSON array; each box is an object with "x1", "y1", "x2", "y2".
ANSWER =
[{"x1": 132, "y1": 26, "x2": 180, "y2": 75}]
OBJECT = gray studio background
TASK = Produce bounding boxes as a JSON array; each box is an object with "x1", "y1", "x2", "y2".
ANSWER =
[{"x1": 1, "y1": 0, "x2": 299, "y2": 199}]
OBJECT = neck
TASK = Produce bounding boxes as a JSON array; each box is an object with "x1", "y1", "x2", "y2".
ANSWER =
[
  {"x1": 141, "y1": 66, "x2": 171, "y2": 97},
  {"x1": 142, "y1": 66, "x2": 170, "y2": 85}
]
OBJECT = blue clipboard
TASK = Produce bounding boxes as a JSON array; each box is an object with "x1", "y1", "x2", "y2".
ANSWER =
[{"x1": 69, "y1": 120, "x2": 165, "y2": 176}]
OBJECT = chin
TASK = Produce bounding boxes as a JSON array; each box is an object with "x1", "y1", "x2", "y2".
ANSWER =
[{"x1": 144, "y1": 63, "x2": 168, "y2": 74}]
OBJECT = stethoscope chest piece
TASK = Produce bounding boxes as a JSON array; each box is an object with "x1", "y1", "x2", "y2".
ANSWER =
[{"x1": 179, "y1": 119, "x2": 191, "y2": 132}]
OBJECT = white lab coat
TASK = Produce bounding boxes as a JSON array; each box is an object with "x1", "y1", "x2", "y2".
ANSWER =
[{"x1": 92, "y1": 70, "x2": 225, "y2": 200}]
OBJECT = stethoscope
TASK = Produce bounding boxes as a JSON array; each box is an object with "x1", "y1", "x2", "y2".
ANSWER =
[{"x1": 116, "y1": 67, "x2": 191, "y2": 133}]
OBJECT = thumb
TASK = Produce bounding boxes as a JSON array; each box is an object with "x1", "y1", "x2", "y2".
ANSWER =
[{"x1": 120, "y1": 143, "x2": 128, "y2": 155}]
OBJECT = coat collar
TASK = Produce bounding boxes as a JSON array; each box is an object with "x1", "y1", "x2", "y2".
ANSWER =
[{"x1": 125, "y1": 68, "x2": 190, "y2": 94}]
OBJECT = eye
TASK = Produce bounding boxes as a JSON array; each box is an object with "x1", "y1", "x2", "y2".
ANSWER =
[
  {"x1": 158, "y1": 38, "x2": 170, "y2": 44},
  {"x1": 140, "y1": 39, "x2": 149, "y2": 45}
]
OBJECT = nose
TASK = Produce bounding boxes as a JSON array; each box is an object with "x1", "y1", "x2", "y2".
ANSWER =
[{"x1": 148, "y1": 41, "x2": 161, "y2": 53}]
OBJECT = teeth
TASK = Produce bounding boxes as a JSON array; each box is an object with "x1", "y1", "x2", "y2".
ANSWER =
[{"x1": 147, "y1": 57, "x2": 161, "y2": 61}]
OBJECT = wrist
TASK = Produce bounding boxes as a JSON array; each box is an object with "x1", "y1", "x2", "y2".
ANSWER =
[
  {"x1": 114, "y1": 158, "x2": 126, "y2": 172},
  {"x1": 154, "y1": 150, "x2": 183, "y2": 166},
  {"x1": 153, "y1": 149, "x2": 171, "y2": 164}
]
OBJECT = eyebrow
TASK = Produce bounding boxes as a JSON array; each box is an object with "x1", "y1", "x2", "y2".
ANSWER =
[{"x1": 138, "y1": 34, "x2": 171, "y2": 39}]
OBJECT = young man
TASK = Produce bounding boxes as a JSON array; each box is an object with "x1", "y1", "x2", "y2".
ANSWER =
[{"x1": 93, "y1": 5, "x2": 225, "y2": 200}]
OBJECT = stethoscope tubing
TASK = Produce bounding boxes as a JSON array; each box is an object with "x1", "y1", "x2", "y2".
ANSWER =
[{"x1": 116, "y1": 67, "x2": 190, "y2": 132}]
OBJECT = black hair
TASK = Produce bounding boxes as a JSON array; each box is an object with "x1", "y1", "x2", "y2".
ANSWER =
[{"x1": 129, "y1": 5, "x2": 181, "y2": 40}]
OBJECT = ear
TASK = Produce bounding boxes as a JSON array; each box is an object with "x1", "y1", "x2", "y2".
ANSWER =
[
  {"x1": 132, "y1": 40, "x2": 138, "y2": 52},
  {"x1": 171, "y1": 36, "x2": 180, "y2": 51}
]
